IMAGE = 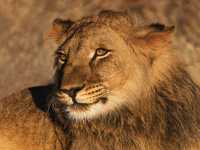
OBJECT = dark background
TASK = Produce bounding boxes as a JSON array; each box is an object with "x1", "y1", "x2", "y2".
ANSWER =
[{"x1": 0, "y1": 0, "x2": 200, "y2": 99}]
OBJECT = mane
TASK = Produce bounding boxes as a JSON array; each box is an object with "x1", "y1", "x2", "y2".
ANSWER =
[{"x1": 51, "y1": 63, "x2": 200, "y2": 149}]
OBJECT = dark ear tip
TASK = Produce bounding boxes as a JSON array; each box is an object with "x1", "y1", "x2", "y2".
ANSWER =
[
  {"x1": 150, "y1": 23, "x2": 165, "y2": 31},
  {"x1": 52, "y1": 18, "x2": 74, "y2": 28},
  {"x1": 149, "y1": 23, "x2": 175, "y2": 32}
]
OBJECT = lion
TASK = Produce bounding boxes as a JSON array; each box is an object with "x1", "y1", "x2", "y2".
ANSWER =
[{"x1": 1, "y1": 10, "x2": 200, "y2": 150}]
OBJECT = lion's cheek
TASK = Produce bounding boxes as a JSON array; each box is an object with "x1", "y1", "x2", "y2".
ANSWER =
[
  {"x1": 103, "y1": 71, "x2": 128, "y2": 91},
  {"x1": 95, "y1": 61, "x2": 128, "y2": 89}
]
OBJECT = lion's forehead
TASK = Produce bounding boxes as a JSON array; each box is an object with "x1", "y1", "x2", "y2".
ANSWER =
[{"x1": 62, "y1": 24, "x2": 125, "y2": 54}]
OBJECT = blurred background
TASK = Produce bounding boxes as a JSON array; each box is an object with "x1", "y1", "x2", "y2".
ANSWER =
[{"x1": 0, "y1": 0, "x2": 200, "y2": 99}]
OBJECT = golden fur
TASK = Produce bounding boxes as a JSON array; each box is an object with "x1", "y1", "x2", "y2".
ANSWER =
[{"x1": 1, "y1": 10, "x2": 200, "y2": 150}]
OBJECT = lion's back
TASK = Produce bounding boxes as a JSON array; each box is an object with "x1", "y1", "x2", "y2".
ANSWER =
[
  {"x1": 0, "y1": 85, "x2": 50, "y2": 129},
  {"x1": 0, "y1": 85, "x2": 64, "y2": 150}
]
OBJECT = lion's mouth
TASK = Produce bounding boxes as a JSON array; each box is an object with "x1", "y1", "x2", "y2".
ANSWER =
[
  {"x1": 62, "y1": 97, "x2": 108, "y2": 112},
  {"x1": 68, "y1": 98, "x2": 100, "y2": 109},
  {"x1": 67, "y1": 102, "x2": 90, "y2": 111}
]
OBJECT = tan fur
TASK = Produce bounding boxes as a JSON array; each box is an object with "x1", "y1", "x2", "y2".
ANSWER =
[{"x1": 1, "y1": 10, "x2": 200, "y2": 150}]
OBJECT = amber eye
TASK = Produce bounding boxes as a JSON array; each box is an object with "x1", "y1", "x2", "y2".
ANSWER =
[
  {"x1": 95, "y1": 48, "x2": 110, "y2": 57},
  {"x1": 56, "y1": 51, "x2": 67, "y2": 64}
]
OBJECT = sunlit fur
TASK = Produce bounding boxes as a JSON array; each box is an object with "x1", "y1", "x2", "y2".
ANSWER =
[
  {"x1": 1, "y1": 10, "x2": 200, "y2": 150},
  {"x1": 52, "y1": 12, "x2": 150, "y2": 120},
  {"x1": 49, "y1": 11, "x2": 200, "y2": 149}
]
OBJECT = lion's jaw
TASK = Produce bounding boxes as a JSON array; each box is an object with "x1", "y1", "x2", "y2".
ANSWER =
[{"x1": 64, "y1": 79, "x2": 145, "y2": 120}]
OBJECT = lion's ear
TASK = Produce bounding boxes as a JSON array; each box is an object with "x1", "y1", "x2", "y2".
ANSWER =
[
  {"x1": 134, "y1": 23, "x2": 174, "y2": 50},
  {"x1": 47, "y1": 18, "x2": 74, "y2": 44},
  {"x1": 143, "y1": 23, "x2": 175, "y2": 50}
]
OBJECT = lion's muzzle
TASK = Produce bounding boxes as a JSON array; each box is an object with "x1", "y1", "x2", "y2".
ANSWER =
[{"x1": 55, "y1": 83, "x2": 108, "y2": 106}]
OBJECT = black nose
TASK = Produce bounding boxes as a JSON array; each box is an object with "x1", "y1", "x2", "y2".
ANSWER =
[{"x1": 60, "y1": 85, "x2": 85, "y2": 98}]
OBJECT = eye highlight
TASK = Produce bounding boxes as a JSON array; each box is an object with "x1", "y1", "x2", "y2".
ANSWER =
[{"x1": 95, "y1": 48, "x2": 110, "y2": 57}]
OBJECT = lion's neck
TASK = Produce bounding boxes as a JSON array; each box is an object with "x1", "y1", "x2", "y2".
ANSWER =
[
  {"x1": 55, "y1": 67, "x2": 200, "y2": 150},
  {"x1": 64, "y1": 108, "x2": 142, "y2": 150}
]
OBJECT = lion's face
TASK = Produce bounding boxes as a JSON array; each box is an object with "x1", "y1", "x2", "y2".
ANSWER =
[
  {"x1": 49, "y1": 11, "x2": 174, "y2": 120},
  {"x1": 54, "y1": 26, "x2": 140, "y2": 120}
]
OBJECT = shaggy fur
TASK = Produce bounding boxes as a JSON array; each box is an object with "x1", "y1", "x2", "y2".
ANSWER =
[
  {"x1": 1, "y1": 10, "x2": 200, "y2": 150},
  {"x1": 53, "y1": 67, "x2": 200, "y2": 150}
]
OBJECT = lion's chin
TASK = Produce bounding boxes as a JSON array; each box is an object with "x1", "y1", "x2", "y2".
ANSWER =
[
  {"x1": 62, "y1": 97, "x2": 108, "y2": 120},
  {"x1": 66, "y1": 102, "x2": 91, "y2": 112},
  {"x1": 65, "y1": 103, "x2": 101, "y2": 120}
]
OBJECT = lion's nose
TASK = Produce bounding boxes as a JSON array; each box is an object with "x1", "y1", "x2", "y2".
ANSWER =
[{"x1": 60, "y1": 84, "x2": 85, "y2": 99}]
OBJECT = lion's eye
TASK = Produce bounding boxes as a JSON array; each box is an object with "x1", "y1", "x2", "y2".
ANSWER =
[
  {"x1": 57, "y1": 51, "x2": 67, "y2": 64},
  {"x1": 95, "y1": 48, "x2": 110, "y2": 57}
]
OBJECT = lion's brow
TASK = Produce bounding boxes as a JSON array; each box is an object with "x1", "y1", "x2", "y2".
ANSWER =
[{"x1": 54, "y1": 20, "x2": 95, "y2": 55}]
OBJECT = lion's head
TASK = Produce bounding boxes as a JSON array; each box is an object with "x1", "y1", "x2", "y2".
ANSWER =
[{"x1": 49, "y1": 11, "x2": 175, "y2": 120}]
